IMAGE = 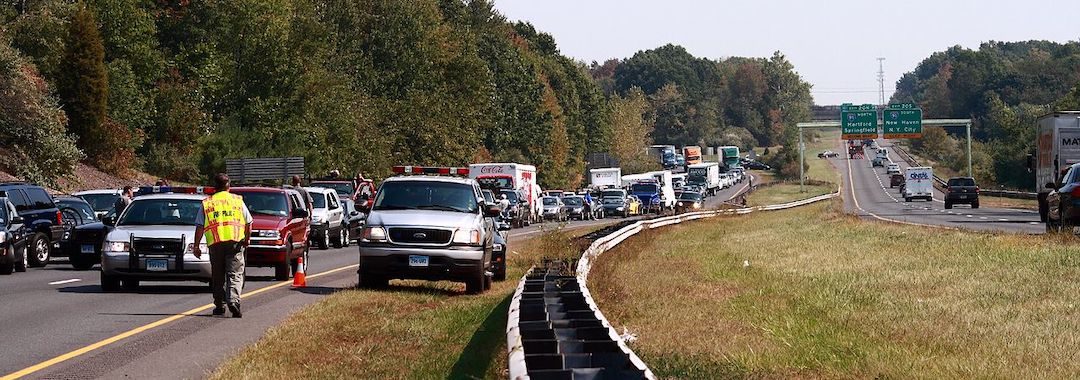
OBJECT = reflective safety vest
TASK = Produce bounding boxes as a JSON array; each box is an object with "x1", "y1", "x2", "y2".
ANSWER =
[{"x1": 202, "y1": 191, "x2": 247, "y2": 245}]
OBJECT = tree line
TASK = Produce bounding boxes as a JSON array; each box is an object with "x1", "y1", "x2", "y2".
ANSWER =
[
  {"x1": 0, "y1": 0, "x2": 812, "y2": 189},
  {"x1": 892, "y1": 40, "x2": 1080, "y2": 189}
]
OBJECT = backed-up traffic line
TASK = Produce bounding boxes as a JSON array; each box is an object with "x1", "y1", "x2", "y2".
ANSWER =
[
  {"x1": 356, "y1": 166, "x2": 508, "y2": 294},
  {"x1": 0, "y1": 197, "x2": 29, "y2": 274}
]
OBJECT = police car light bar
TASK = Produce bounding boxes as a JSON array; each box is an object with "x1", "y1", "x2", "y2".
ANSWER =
[
  {"x1": 391, "y1": 166, "x2": 470, "y2": 176},
  {"x1": 136, "y1": 186, "x2": 216, "y2": 196}
]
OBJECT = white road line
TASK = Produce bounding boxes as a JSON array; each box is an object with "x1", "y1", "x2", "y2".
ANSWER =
[
  {"x1": 48, "y1": 279, "x2": 81, "y2": 285},
  {"x1": 999, "y1": 219, "x2": 1008, "y2": 222},
  {"x1": 1028, "y1": 222, "x2": 1039, "y2": 225},
  {"x1": 980, "y1": 217, "x2": 987, "y2": 220},
  {"x1": 966, "y1": 215, "x2": 973, "y2": 218}
]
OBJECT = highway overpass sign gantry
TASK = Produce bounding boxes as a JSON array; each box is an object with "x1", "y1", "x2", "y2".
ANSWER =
[
  {"x1": 840, "y1": 103, "x2": 878, "y2": 140},
  {"x1": 883, "y1": 103, "x2": 923, "y2": 139}
]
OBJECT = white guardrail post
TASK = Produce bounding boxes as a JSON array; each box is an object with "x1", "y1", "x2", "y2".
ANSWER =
[{"x1": 506, "y1": 191, "x2": 840, "y2": 379}]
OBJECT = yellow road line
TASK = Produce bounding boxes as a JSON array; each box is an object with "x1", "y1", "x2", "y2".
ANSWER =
[{"x1": 1, "y1": 264, "x2": 359, "y2": 380}]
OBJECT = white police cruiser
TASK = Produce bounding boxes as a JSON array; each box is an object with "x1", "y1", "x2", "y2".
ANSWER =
[{"x1": 99, "y1": 187, "x2": 212, "y2": 291}]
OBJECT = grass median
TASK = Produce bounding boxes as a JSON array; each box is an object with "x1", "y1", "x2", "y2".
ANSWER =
[
  {"x1": 590, "y1": 200, "x2": 1080, "y2": 378},
  {"x1": 211, "y1": 225, "x2": 600, "y2": 379}
]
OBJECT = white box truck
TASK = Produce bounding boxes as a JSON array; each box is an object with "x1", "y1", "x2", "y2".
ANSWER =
[
  {"x1": 686, "y1": 162, "x2": 721, "y2": 196},
  {"x1": 469, "y1": 163, "x2": 540, "y2": 222},
  {"x1": 903, "y1": 166, "x2": 934, "y2": 202},
  {"x1": 1035, "y1": 112, "x2": 1080, "y2": 221},
  {"x1": 589, "y1": 168, "x2": 622, "y2": 189}
]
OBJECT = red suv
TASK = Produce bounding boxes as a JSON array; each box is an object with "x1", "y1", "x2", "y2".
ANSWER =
[{"x1": 231, "y1": 187, "x2": 311, "y2": 280}]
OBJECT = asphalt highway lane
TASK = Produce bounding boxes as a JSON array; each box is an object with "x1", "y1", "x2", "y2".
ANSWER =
[
  {"x1": 0, "y1": 177, "x2": 754, "y2": 380},
  {"x1": 837, "y1": 139, "x2": 1042, "y2": 234}
]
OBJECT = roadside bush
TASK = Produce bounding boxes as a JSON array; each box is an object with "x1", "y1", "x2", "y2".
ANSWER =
[{"x1": 0, "y1": 40, "x2": 83, "y2": 186}]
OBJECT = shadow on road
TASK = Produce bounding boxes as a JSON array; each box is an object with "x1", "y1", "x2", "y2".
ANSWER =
[
  {"x1": 58, "y1": 284, "x2": 210, "y2": 294},
  {"x1": 290, "y1": 286, "x2": 340, "y2": 295},
  {"x1": 447, "y1": 294, "x2": 512, "y2": 379}
]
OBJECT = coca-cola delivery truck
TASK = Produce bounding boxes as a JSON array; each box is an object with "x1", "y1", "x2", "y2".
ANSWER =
[{"x1": 469, "y1": 163, "x2": 540, "y2": 222}]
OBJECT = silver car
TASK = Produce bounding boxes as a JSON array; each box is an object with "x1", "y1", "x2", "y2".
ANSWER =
[
  {"x1": 100, "y1": 193, "x2": 212, "y2": 291},
  {"x1": 357, "y1": 175, "x2": 502, "y2": 294}
]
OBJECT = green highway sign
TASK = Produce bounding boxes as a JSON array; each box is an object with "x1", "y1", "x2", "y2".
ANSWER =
[
  {"x1": 841, "y1": 103, "x2": 878, "y2": 140},
  {"x1": 883, "y1": 103, "x2": 922, "y2": 139}
]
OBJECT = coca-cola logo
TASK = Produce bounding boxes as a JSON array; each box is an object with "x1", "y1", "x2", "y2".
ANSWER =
[{"x1": 479, "y1": 166, "x2": 506, "y2": 174}]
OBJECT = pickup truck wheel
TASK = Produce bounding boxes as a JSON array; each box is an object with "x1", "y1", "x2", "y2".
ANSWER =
[
  {"x1": 332, "y1": 226, "x2": 344, "y2": 248},
  {"x1": 101, "y1": 272, "x2": 120, "y2": 291},
  {"x1": 972, "y1": 202, "x2": 980, "y2": 209},
  {"x1": 0, "y1": 259, "x2": 12, "y2": 275},
  {"x1": 275, "y1": 262, "x2": 290, "y2": 281},
  {"x1": 318, "y1": 231, "x2": 330, "y2": 250},
  {"x1": 465, "y1": 270, "x2": 486, "y2": 294},
  {"x1": 944, "y1": 202, "x2": 952, "y2": 209},
  {"x1": 28, "y1": 233, "x2": 49, "y2": 268},
  {"x1": 341, "y1": 225, "x2": 351, "y2": 247},
  {"x1": 358, "y1": 271, "x2": 386, "y2": 289},
  {"x1": 121, "y1": 279, "x2": 140, "y2": 290}
]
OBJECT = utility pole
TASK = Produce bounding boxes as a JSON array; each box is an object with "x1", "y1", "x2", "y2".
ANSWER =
[{"x1": 876, "y1": 57, "x2": 886, "y2": 106}]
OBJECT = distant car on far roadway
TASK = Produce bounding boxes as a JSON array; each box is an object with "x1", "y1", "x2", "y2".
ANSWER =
[
  {"x1": 886, "y1": 163, "x2": 901, "y2": 175},
  {"x1": 743, "y1": 160, "x2": 771, "y2": 170},
  {"x1": 944, "y1": 177, "x2": 980, "y2": 209},
  {"x1": 817, "y1": 151, "x2": 838, "y2": 159}
]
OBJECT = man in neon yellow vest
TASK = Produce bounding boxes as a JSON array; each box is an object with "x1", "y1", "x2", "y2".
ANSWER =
[{"x1": 194, "y1": 173, "x2": 252, "y2": 318}]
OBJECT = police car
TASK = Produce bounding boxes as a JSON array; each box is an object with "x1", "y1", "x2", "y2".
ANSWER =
[{"x1": 99, "y1": 186, "x2": 213, "y2": 291}]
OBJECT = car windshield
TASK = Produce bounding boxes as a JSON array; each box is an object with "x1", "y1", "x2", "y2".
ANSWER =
[
  {"x1": 630, "y1": 183, "x2": 658, "y2": 193},
  {"x1": 948, "y1": 178, "x2": 976, "y2": 187},
  {"x1": 373, "y1": 181, "x2": 477, "y2": 213},
  {"x1": 679, "y1": 192, "x2": 703, "y2": 201},
  {"x1": 118, "y1": 199, "x2": 203, "y2": 226},
  {"x1": 235, "y1": 191, "x2": 289, "y2": 217},
  {"x1": 57, "y1": 200, "x2": 97, "y2": 222},
  {"x1": 563, "y1": 197, "x2": 583, "y2": 206},
  {"x1": 500, "y1": 190, "x2": 520, "y2": 203},
  {"x1": 601, "y1": 190, "x2": 624, "y2": 198},
  {"x1": 311, "y1": 192, "x2": 327, "y2": 208},
  {"x1": 78, "y1": 193, "x2": 118, "y2": 212},
  {"x1": 311, "y1": 182, "x2": 354, "y2": 198},
  {"x1": 602, "y1": 197, "x2": 623, "y2": 204},
  {"x1": 543, "y1": 197, "x2": 558, "y2": 206}
]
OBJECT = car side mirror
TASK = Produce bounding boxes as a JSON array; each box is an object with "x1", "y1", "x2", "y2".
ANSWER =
[
  {"x1": 350, "y1": 210, "x2": 360, "y2": 217},
  {"x1": 1046, "y1": 182, "x2": 1058, "y2": 191},
  {"x1": 498, "y1": 222, "x2": 511, "y2": 231},
  {"x1": 102, "y1": 215, "x2": 116, "y2": 226},
  {"x1": 291, "y1": 208, "x2": 309, "y2": 219},
  {"x1": 484, "y1": 204, "x2": 501, "y2": 217},
  {"x1": 11, "y1": 215, "x2": 23, "y2": 224}
]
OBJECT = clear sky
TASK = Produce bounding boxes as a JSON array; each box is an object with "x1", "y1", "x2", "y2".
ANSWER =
[{"x1": 493, "y1": 0, "x2": 1080, "y2": 106}]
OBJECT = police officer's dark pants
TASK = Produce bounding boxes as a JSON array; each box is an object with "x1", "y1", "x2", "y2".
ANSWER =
[{"x1": 209, "y1": 242, "x2": 245, "y2": 307}]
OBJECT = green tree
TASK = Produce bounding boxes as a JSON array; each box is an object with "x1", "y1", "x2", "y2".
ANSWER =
[
  {"x1": 608, "y1": 87, "x2": 656, "y2": 173},
  {"x1": 0, "y1": 39, "x2": 83, "y2": 186},
  {"x1": 56, "y1": 6, "x2": 113, "y2": 168}
]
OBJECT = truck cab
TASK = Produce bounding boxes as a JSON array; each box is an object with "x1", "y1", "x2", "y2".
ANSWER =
[{"x1": 357, "y1": 166, "x2": 503, "y2": 294}]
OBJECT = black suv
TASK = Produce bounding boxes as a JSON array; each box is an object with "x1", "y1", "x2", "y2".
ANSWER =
[
  {"x1": 944, "y1": 177, "x2": 979, "y2": 209},
  {"x1": 0, "y1": 183, "x2": 65, "y2": 267}
]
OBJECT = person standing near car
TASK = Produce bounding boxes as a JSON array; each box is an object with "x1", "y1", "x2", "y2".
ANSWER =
[
  {"x1": 289, "y1": 175, "x2": 313, "y2": 213},
  {"x1": 114, "y1": 186, "x2": 134, "y2": 216},
  {"x1": 193, "y1": 174, "x2": 252, "y2": 318}
]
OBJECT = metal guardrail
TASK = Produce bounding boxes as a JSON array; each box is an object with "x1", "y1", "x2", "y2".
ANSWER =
[
  {"x1": 225, "y1": 157, "x2": 305, "y2": 183},
  {"x1": 507, "y1": 191, "x2": 840, "y2": 379},
  {"x1": 889, "y1": 144, "x2": 1037, "y2": 200}
]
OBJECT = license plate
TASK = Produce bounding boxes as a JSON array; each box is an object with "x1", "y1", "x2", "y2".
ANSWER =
[
  {"x1": 146, "y1": 259, "x2": 168, "y2": 272},
  {"x1": 80, "y1": 244, "x2": 95, "y2": 254},
  {"x1": 958, "y1": 195, "x2": 967, "y2": 199},
  {"x1": 408, "y1": 255, "x2": 429, "y2": 267}
]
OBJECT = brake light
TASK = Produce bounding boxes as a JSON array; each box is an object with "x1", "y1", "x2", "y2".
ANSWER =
[
  {"x1": 56, "y1": 210, "x2": 63, "y2": 225},
  {"x1": 975, "y1": 187, "x2": 979, "y2": 194},
  {"x1": 1071, "y1": 187, "x2": 1080, "y2": 198}
]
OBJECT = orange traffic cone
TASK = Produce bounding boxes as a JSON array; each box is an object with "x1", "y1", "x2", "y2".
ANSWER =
[{"x1": 292, "y1": 256, "x2": 306, "y2": 288}]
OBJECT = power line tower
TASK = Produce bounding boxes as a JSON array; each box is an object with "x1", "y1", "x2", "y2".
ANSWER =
[{"x1": 876, "y1": 57, "x2": 886, "y2": 106}]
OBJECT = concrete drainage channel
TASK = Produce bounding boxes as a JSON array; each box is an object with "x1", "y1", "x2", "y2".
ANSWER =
[{"x1": 505, "y1": 191, "x2": 840, "y2": 380}]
